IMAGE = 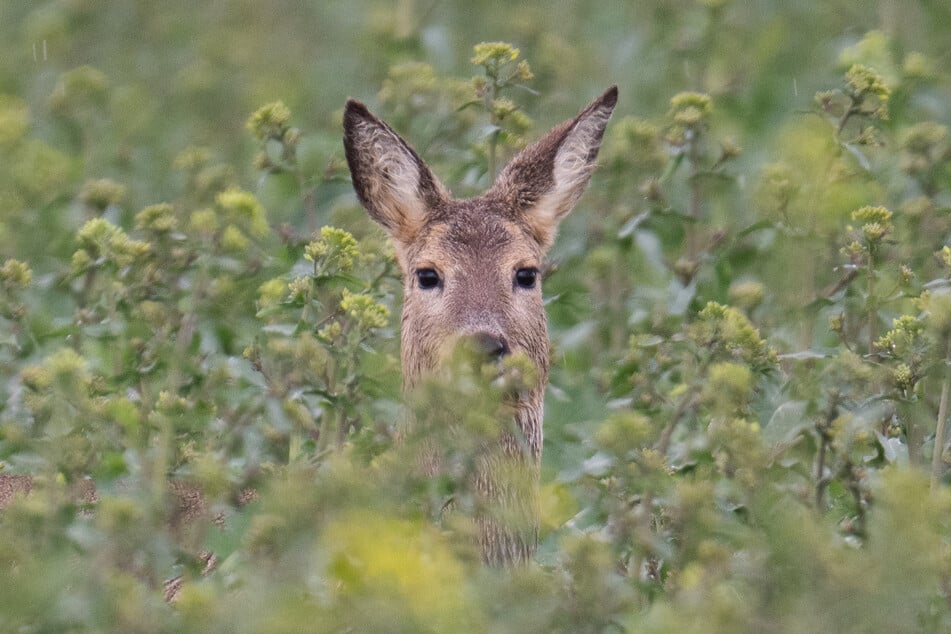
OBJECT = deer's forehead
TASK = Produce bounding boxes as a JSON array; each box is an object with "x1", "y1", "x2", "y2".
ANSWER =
[{"x1": 410, "y1": 211, "x2": 540, "y2": 267}]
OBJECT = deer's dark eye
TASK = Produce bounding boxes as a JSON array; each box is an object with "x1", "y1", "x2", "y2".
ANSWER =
[
  {"x1": 416, "y1": 268, "x2": 441, "y2": 290},
  {"x1": 514, "y1": 267, "x2": 538, "y2": 290}
]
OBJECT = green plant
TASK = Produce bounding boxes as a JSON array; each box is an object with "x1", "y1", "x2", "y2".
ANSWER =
[{"x1": 2, "y1": 6, "x2": 951, "y2": 630}]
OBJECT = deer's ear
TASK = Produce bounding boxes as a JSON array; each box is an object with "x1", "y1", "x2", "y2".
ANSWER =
[
  {"x1": 490, "y1": 86, "x2": 617, "y2": 249},
  {"x1": 343, "y1": 100, "x2": 449, "y2": 245}
]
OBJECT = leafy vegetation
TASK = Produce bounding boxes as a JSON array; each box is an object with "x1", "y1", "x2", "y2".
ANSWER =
[{"x1": 3, "y1": 1, "x2": 951, "y2": 631}]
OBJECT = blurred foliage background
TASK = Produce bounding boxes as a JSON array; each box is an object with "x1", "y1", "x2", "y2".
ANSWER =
[{"x1": 3, "y1": 0, "x2": 951, "y2": 631}]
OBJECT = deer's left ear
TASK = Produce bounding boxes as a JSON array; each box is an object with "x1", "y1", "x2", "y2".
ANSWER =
[
  {"x1": 489, "y1": 85, "x2": 617, "y2": 250},
  {"x1": 343, "y1": 99, "x2": 450, "y2": 246}
]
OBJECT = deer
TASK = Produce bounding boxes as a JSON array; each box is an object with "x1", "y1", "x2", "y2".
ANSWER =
[
  {"x1": 343, "y1": 85, "x2": 617, "y2": 565},
  {"x1": 0, "y1": 86, "x2": 617, "y2": 577}
]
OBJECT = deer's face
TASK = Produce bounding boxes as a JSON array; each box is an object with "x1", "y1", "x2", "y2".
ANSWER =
[
  {"x1": 343, "y1": 85, "x2": 616, "y2": 406},
  {"x1": 397, "y1": 203, "x2": 549, "y2": 385}
]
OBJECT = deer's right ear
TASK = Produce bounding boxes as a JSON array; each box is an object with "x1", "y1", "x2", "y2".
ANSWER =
[
  {"x1": 343, "y1": 100, "x2": 448, "y2": 245},
  {"x1": 489, "y1": 86, "x2": 617, "y2": 250}
]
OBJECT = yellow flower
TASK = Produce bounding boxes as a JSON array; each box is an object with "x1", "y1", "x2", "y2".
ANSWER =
[
  {"x1": 0, "y1": 259, "x2": 32, "y2": 290},
  {"x1": 471, "y1": 41, "x2": 520, "y2": 67},
  {"x1": 668, "y1": 92, "x2": 713, "y2": 127},
  {"x1": 80, "y1": 178, "x2": 126, "y2": 211},
  {"x1": 135, "y1": 203, "x2": 177, "y2": 233},
  {"x1": 216, "y1": 188, "x2": 268, "y2": 237},
  {"x1": 340, "y1": 289, "x2": 389, "y2": 330},
  {"x1": 246, "y1": 101, "x2": 291, "y2": 141}
]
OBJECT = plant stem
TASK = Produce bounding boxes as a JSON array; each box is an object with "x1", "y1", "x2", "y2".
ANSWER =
[
  {"x1": 931, "y1": 341, "x2": 951, "y2": 490},
  {"x1": 866, "y1": 250, "x2": 876, "y2": 354},
  {"x1": 844, "y1": 460, "x2": 867, "y2": 537},
  {"x1": 816, "y1": 436, "x2": 829, "y2": 509},
  {"x1": 484, "y1": 70, "x2": 500, "y2": 180},
  {"x1": 686, "y1": 141, "x2": 702, "y2": 262},
  {"x1": 487, "y1": 98, "x2": 499, "y2": 181},
  {"x1": 835, "y1": 101, "x2": 861, "y2": 139},
  {"x1": 289, "y1": 427, "x2": 302, "y2": 462},
  {"x1": 316, "y1": 405, "x2": 337, "y2": 455},
  {"x1": 815, "y1": 399, "x2": 838, "y2": 510},
  {"x1": 657, "y1": 391, "x2": 700, "y2": 456}
]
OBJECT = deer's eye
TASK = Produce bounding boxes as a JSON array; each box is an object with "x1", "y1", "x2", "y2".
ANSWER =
[
  {"x1": 416, "y1": 268, "x2": 441, "y2": 290},
  {"x1": 514, "y1": 267, "x2": 538, "y2": 290}
]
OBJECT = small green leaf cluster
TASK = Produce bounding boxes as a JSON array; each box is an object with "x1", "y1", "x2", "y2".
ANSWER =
[
  {"x1": 247, "y1": 101, "x2": 301, "y2": 173},
  {"x1": 469, "y1": 42, "x2": 535, "y2": 176},
  {"x1": 817, "y1": 51, "x2": 892, "y2": 154}
]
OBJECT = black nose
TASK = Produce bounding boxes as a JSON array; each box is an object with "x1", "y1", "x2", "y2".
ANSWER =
[{"x1": 465, "y1": 332, "x2": 510, "y2": 360}]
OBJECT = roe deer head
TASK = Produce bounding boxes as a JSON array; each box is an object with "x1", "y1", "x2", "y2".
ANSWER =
[{"x1": 343, "y1": 86, "x2": 617, "y2": 564}]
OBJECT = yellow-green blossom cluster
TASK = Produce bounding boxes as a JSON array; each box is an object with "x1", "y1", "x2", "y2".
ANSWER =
[
  {"x1": 829, "y1": 412, "x2": 876, "y2": 460},
  {"x1": 246, "y1": 100, "x2": 291, "y2": 142},
  {"x1": 471, "y1": 42, "x2": 532, "y2": 85},
  {"x1": 135, "y1": 300, "x2": 169, "y2": 330},
  {"x1": 845, "y1": 64, "x2": 890, "y2": 120},
  {"x1": 755, "y1": 162, "x2": 798, "y2": 217},
  {"x1": 155, "y1": 390, "x2": 190, "y2": 416},
  {"x1": 708, "y1": 417, "x2": 765, "y2": 490},
  {"x1": 488, "y1": 97, "x2": 532, "y2": 136},
  {"x1": 80, "y1": 178, "x2": 126, "y2": 211},
  {"x1": 1, "y1": 259, "x2": 32, "y2": 291},
  {"x1": 603, "y1": 116, "x2": 667, "y2": 175},
  {"x1": 73, "y1": 218, "x2": 150, "y2": 271},
  {"x1": 900, "y1": 122, "x2": 949, "y2": 176},
  {"x1": 287, "y1": 276, "x2": 311, "y2": 302},
  {"x1": 0, "y1": 94, "x2": 30, "y2": 146},
  {"x1": 13, "y1": 140, "x2": 75, "y2": 203},
  {"x1": 49, "y1": 65, "x2": 108, "y2": 113},
  {"x1": 595, "y1": 411, "x2": 653, "y2": 457},
  {"x1": 693, "y1": 302, "x2": 777, "y2": 368},
  {"x1": 340, "y1": 289, "x2": 389, "y2": 330},
  {"x1": 216, "y1": 187, "x2": 269, "y2": 238},
  {"x1": 318, "y1": 320, "x2": 342, "y2": 341},
  {"x1": 135, "y1": 203, "x2": 177, "y2": 234},
  {"x1": 875, "y1": 315, "x2": 925, "y2": 357},
  {"x1": 305, "y1": 226, "x2": 359, "y2": 273},
  {"x1": 728, "y1": 281, "x2": 765, "y2": 311},
  {"x1": 665, "y1": 91, "x2": 714, "y2": 147},
  {"x1": 221, "y1": 225, "x2": 250, "y2": 251},
  {"x1": 850, "y1": 205, "x2": 893, "y2": 244},
  {"x1": 668, "y1": 92, "x2": 713, "y2": 128},
  {"x1": 257, "y1": 277, "x2": 288, "y2": 310},
  {"x1": 496, "y1": 351, "x2": 539, "y2": 394},
  {"x1": 922, "y1": 291, "x2": 951, "y2": 338},
  {"x1": 893, "y1": 363, "x2": 915, "y2": 392},
  {"x1": 173, "y1": 146, "x2": 211, "y2": 171},
  {"x1": 188, "y1": 208, "x2": 218, "y2": 239},
  {"x1": 902, "y1": 51, "x2": 934, "y2": 79},
  {"x1": 471, "y1": 42, "x2": 520, "y2": 67},
  {"x1": 703, "y1": 362, "x2": 754, "y2": 414},
  {"x1": 24, "y1": 347, "x2": 91, "y2": 402},
  {"x1": 838, "y1": 31, "x2": 893, "y2": 79},
  {"x1": 939, "y1": 246, "x2": 951, "y2": 269}
]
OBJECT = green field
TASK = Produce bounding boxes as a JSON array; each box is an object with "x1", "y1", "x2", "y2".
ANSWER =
[{"x1": 3, "y1": 1, "x2": 951, "y2": 631}]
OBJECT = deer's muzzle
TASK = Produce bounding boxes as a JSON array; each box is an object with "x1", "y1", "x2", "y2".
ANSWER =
[{"x1": 463, "y1": 332, "x2": 510, "y2": 362}]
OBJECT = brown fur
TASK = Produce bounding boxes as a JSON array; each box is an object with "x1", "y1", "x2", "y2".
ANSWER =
[{"x1": 344, "y1": 86, "x2": 617, "y2": 564}]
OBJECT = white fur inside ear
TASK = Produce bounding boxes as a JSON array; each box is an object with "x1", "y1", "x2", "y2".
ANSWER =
[
  {"x1": 529, "y1": 103, "x2": 613, "y2": 243},
  {"x1": 365, "y1": 123, "x2": 426, "y2": 223},
  {"x1": 553, "y1": 104, "x2": 613, "y2": 196}
]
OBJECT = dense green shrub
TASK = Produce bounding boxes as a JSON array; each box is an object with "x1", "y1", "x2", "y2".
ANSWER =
[{"x1": 2, "y1": 2, "x2": 951, "y2": 631}]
